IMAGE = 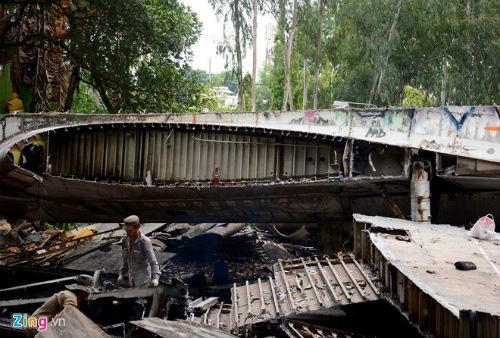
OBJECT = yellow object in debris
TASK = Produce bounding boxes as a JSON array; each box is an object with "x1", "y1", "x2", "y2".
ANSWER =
[
  {"x1": 73, "y1": 226, "x2": 95, "y2": 239},
  {"x1": 61, "y1": 229, "x2": 79, "y2": 240},
  {"x1": 67, "y1": 225, "x2": 97, "y2": 246},
  {"x1": 7, "y1": 92, "x2": 24, "y2": 113}
]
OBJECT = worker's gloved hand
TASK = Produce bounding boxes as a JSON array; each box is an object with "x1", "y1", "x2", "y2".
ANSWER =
[
  {"x1": 117, "y1": 275, "x2": 127, "y2": 287},
  {"x1": 150, "y1": 278, "x2": 159, "y2": 287}
]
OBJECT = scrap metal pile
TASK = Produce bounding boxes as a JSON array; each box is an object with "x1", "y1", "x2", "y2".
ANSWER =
[
  {"x1": 0, "y1": 218, "x2": 122, "y2": 267},
  {"x1": 0, "y1": 220, "x2": 385, "y2": 338},
  {"x1": 187, "y1": 255, "x2": 380, "y2": 336}
]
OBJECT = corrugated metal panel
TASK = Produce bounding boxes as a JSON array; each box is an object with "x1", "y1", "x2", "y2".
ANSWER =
[
  {"x1": 48, "y1": 129, "x2": 282, "y2": 182},
  {"x1": 281, "y1": 140, "x2": 333, "y2": 178},
  {"x1": 48, "y1": 129, "x2": 344, "y2": 182}
]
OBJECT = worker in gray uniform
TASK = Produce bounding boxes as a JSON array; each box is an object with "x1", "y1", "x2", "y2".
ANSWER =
[{"x1": 117, "y1": 215, "x2": 161, "y2": 288}]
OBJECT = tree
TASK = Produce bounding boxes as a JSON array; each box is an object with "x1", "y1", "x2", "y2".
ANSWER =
[
  {"x1": 209, "y1": 0, "x2": 252, "y2": 111},
  {"x1": 256, "y1": 62, "x2": 272, "y2": 110},
  {"x1": 251, "y1": 0, "x2": 258, "y2": 112},
  {"x1": 312, "y1": 0, "x2": 325, "y2": 110},
  {"x1": 325, "y1": 0, "x2": 500, "y2": 107},
  {"x1": 282, "y1": 0, "x2": 298, "y2": 111},
  {"x1": 0, "y1": 0, "x2": 203, "y2": 113}
]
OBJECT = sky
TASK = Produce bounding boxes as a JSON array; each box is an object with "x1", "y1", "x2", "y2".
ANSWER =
[{"x1": 179, "y1": 0, "x2": 274, "y2": 75}]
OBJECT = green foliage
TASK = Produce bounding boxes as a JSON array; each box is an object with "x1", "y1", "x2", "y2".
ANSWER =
[
  {"x1": 203, "y1": 70, "x2": 239, "y2": 94},
  {"x1": 65, "y1": 0, "x2": 202, "y2": 113},
  {"x1": 256, "y1": 63, "x2": 272, "y2": 110},
  {"x1": 59, "y1": 223, "x2": 78, "y2": 231},
  {"x1": 0, "y1": 65, "x2": 13, "y2": 114},
  {"x1": 192, "y1": 70, "x2": 242, "y2": 112},
  {"x1": 71, "y1": 81, "x2": 108, "y2": 114},
  {"x1": 256, "y1": 0, "x2": 500, "y2": 109},
  {"x1": 268, "y1": 36, "x2": 304, "y2": 110},
  {"x1": 402, "y1": 86, "x2": 438, "y2": 108},
  {"x1": 328, "y1": 0, "x2": 500, "y2": 106},
  {"x1": 43, "y1": 222, "x2": 77, "y2": 231}
]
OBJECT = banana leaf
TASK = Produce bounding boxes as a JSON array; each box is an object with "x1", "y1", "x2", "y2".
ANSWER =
[{"x1": 0, "y1": 64, "x2": 13, "y2": 114}]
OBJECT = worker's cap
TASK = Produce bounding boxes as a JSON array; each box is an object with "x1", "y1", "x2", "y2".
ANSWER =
[
  {"x1": 65, "y1": 274, "x2": 100, "y2": 294},
  {"x1": 120, "y1": 215, "x2": 140, "y2": 230},
  {"x1": 0, "y1": 221, "x2": 11, "y2": 235}
]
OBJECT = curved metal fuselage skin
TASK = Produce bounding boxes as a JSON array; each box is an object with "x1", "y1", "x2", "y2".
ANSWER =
[{"x1": 0, "y1": 108, "x2": 499, "y2": 224}]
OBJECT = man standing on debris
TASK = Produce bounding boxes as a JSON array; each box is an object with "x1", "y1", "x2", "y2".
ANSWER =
[{"x1": 118, "y1": 215, "x2": 161, "y2": 288}]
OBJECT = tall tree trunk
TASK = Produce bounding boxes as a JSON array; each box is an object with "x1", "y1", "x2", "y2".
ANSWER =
[
  {"x1": 251, "y1": 0, "x2": 258, "y2": 112},
  {"x1": 465, "y1": 0, "x2": 473, "y2": 105},
  {"x1": 312, "y1": 0, "x2": 325, "y2": 110},
  {"x1": 280, "y1": 0, "x2": 288, "y2": 111},
  {"x1": 233, "y1": 0, "x2": 245, "y2": 111},
  {"x1": 466, "y1": 0, "x2": 473, "y2": 16},
  {"x1": 283, "y1": 0, "x2": 298, "y2": 111},
  {"x1": 302, "y1": 58, "x2": 308, "y2": 110},
  {"x1": 370, "y1": 0, "x2": 402, "y2": 104},
  {"x1": 422, "y1": 89, "x2": 428, "y2": 106},
  {"x1": 64, "y1": 64, "x2": 80, "y2": 111},
  {"x1": 441, "y1": 57, "x2": 447, "y2": 106}
]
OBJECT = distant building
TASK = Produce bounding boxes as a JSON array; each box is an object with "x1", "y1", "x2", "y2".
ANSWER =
[
  {"x1": 214, "y1": 86, "x2": 238, "y2": 109},
  {"x1": 265, "y1": 23, "x2": 275, "y2": 64}
]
